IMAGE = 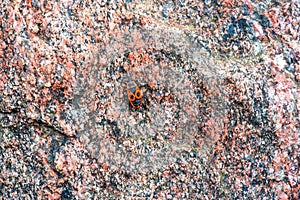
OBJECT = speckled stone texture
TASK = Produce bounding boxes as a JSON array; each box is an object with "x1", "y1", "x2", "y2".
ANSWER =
[{"x1": 0, "y1": 0, "x2": 299, "y2": 199}]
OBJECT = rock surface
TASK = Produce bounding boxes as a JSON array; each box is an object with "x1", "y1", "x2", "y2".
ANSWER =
[{"x1": 0, "y1": 0, "x2": 299, "y2": 199}]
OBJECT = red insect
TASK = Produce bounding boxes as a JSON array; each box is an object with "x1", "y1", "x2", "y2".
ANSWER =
[{"x1": 126, "y1": 77, "x2": 142, "y2": 109}]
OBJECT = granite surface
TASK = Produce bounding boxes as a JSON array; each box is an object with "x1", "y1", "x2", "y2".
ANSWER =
[{"x1": 0, "y1": 0, "x2": 299, "y2": 199}]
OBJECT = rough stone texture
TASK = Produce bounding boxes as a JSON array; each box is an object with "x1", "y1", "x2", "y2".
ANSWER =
[{"x1": 0, "y1": 0, "x2": 299, "y2": 199}]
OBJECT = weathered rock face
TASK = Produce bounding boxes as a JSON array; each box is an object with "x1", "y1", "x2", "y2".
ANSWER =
[{"x1": 0, "y1": 0, "x2": 299, "y2": 199}]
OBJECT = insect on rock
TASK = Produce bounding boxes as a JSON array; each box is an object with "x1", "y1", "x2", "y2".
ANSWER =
[{"x1": 126, "y1": 77, "x2": 142, "y2": 109}]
